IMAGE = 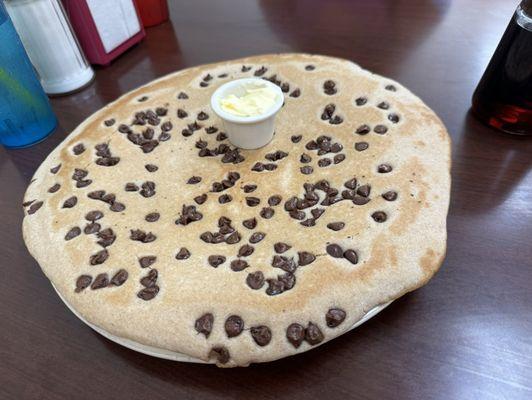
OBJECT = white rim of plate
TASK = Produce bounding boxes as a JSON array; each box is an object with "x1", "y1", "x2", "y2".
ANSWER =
[{"x1": 52, "y1": 284, "x2": 392, "y2": 364}]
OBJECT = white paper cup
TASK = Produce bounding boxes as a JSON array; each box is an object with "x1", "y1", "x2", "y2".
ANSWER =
[{"x1": 210, "y1": 78, "x2": 284, "y2": 149}]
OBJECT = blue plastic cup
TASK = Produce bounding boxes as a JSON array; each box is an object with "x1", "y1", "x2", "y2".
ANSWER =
[{"x1": 0, "y1": 2, "x2": 56, "y2": 148}]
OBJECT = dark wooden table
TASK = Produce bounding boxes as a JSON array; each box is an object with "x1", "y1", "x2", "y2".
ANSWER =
[{"x1": 2, "y1": 1, "x2": 532, "y2": 399}]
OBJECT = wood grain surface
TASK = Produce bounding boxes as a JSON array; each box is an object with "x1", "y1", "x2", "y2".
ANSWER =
[{"x1": 1, "y1": 1, "x2": 531, "y2": 399}]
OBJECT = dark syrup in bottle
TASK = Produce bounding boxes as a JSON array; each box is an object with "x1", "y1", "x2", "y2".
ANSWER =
[{"x1": 472, "y1": 2, "x2": 532, "y2": 135}]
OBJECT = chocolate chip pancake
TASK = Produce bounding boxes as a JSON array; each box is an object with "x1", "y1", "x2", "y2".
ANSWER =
[{"x1": 22, "y1": 53, "x2": 451, "y2": 367}]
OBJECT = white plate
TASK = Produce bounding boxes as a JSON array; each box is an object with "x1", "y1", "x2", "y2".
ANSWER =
[{"x1": 53, "y1": 285, "x2": 392, "y2": 364}]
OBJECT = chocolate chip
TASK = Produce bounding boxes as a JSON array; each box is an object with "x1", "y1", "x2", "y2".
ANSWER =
[
  {"x1": 225, "y1": 315, "x2": 244, "y2": 338},
  {"x1": 305, "y1": 64, "x2": 315, "y2": 71},
  {"x1": 140, "y1": 181, "x2": 156, "y2": 197},
  {"x1": 289, "y1": 88, "x2": 301, "y2": 98},
  {"x1": 321, "y1": 103, "x2": 335, "y2": 120},
  {"x1": 355, "y1": 142, "x2": 369, "y2": 151},
  {"x1": 50, "y1": 164, "x2": 61, "y2": 174},
  {"x1": 85, "y1": 210, "x2": 103, "y2": 221},
  {"x1": 200, "y1": 232, "x2": 213, "y2": 243},
  {"x1": 104, "y1": 119, "x2": 115, "y2": 127},
  {"x1": 195, "y1": 313, "x2": 214, "y2": 338},
  {"x1": 145, "y1": 212, "x2": 160, "y2": 222},
  {"x1": 155, "y1": 107, "x2": 167, "y2": 116},
  {"x1": 145, "y1": 164, "x2": 158, "y2": 173},
  {"x1": 218, "y1": 194, "x2": 231, "y2": 204},
  {"x1": 110, "y1": 202, "x2": 125, "y2": 212},
  {"x1": 177, "y1": 92, "x2": 189, "y2": 99},
  {"x1": 371, "y1": 211, "x2": 387, "y2": 223},
  {"x1": 202, "y1": 73, "x2": 212, "y2": 82},
  {"x1": 323, "y1": 80, "x2": 337, "y2": 95},
  {"x1": 281, "y1": 82, "x2": 290, "y2": 93},
  {"x1": 65, "y1": 227, "x2": 81, "y2": 241},
  {"x1": 355, "y1": 97, "x2": 368, "y2": 107},
  {"x1": 199, "y1": 81, "x2": 209, "y2": 87},
  {"x1": 249, "y1": 232, "x2": 265, "y2": 244},
  {"x1": 318, "y1": 158, "x2": 331, "y2": 168},
  {"x1": 91, "y1": 273, "x2": 109, "y2": 290},
  {"x1": 118, "y1": 124, "x2": 131, "y2": 133},
  {"x1": 357, "y1": 184, "x2": 371, "y2": 197},
  {"x1": 76, "y1": 179, "x2": 92, "y2": 188},
  {"x1": 353, "y1": 196, "x2": 370, "y2": 205},
  {"x1": 141, "y1": 140, "x2": 159, "y2": 154},
  {"x1": 382, "y1": 191, "x2": 398, "y2": 201},
  {"x1": 374, "y1": 124, "x2": 388, "y2": 134},
  {"x1": 388, "y1": 113, "x2": 400, "y2": 123},
  {"x1": 241, "y1": 65, "x2": 251, "y2": 72},
  {"x1": 254, "y1": 66, "x2": 267, "y2": 76},
  {"x1": 289, "y1": 210, "x2": 305, "y2": 220},
  {"x1": 22, "y1": 199, "x2": 35, "y2": 207},
  {"x1": 326, "y1": 244, "x2": 343, "y2": 258},
  {"x1": 245, "y1": 271, "x2": 264, "y2": 289},
  {"x1": 75, "y1": 275, "x2": 92, "y2": 293},
  {"x1": 194, "y1": 194, "x2": 207, "y2": 205},
  {"x1": 333, "y1": 154, "x2": 345, "y2": 164},
  {"x1": 241, "y1": 185, "x2": 256, "y2": 195},
  {"x1": 266, "y1": 279, "x2": 285, "y2": 296},
  {"x1": 87, "y1": 190, "x2": 105, "y2": 200},
  {"x1": 286, "y1": 323, "x2": 305, "y2": 348},
  {"x1": 197, "y1": 111, "x2": 209, "y2": 121},
  {"x1": 209, "y1": 346, "x2": 230, "y2": 364},
  {"x1": 184, "y1": 176, "x2": 202, "y2": 186},
  {"x1": 245, "y1": 197, "x2": 260, "y2": 207},
  {"x1": 124, "y1": 183, "x2": 138, "y2": 192},
  {"x1": 216, "y1": 132, "x2": 227, "y2": 141},
  {"x1": 385, "y1": 84, "x2": 397, "y2": 91},
  {"x1": 158, "y1": 131, "x2": 171, "y2": 142},
  {"x1": 344, "y1": 249, "x2": 359, "y2": 264},
  {"x1": 271, "y1": 243, "x2": 292, "y2": 255},
  {"x1": 84, "y1": 222, "x2": 101, "y2": 235},
  {"x1": 137, "y1": 285, "x2": 159, "y2": 301},
  {"x1": 270, "y1": 255, "x2": 294, "y2": 272},
  {"x1": 241, "y1": 218, "x2": 256, "y2": 230},
  {"x1": 182, "y1": 129, "x2": 192, "y2": 137},
  {"x1": 175, "y1": 247, "x2": 191, "y2": 260},
  {"x1": 298, "y1": 251, "x2": 315, "y2": 266},
  {"x1": 96, "y1": 228, "x2": 115, "y2": 247},
  {"x1": 72, "y1": 143, "x2": 85, "y2": 155},
  {"x1": 238, "y1": 244, "x2": 254, "y2": 257},
  {"x1": 47, "y1": 183, "x2": 60, "y2": 194},
  {"x1": 177, "y1": 108, "x2": 188, "y2": 119},
  {"x1": 265, "y1": 150, "x2": 288, "y2": 162},
  {"x1": 140, "y1": 269, "x2": 158, "y2": 287},
  {"x1": 89, "y1": 249, "x2": 108, "y2": 265},
  {"x1": 356, "y1": 124, "x2": 371, "y2": 135},
  {"x1": 300, "y1": 166, "x2": 313, "y2": 175},
  {"x1": 138, "y1": 96, "x2": 148, "y2": 102},
  {"x1": 139, "y1": 256, "x2": 156, "y2": 268},
  {"x1": 377, "y1": 164, "x2": 392, "y2": 173},
  {"x1": 250, "y1": 326, "x2": 272, "y2": 346},
  {"x1": 96, "y1": 157, "x2": 121, "y2": 167},
  {"x1": 329, "y1": 115, "x2": 343, "y2": 125},
  {"x1": 282, "y1": 271, "x2": 298, "y2": 291},
  {"x1": 377, "y1": 101, "x2": 390, "y2": 110},
  {"x1": 102, "y1": 193, "x2": 116, "y2": 204},
  {"x1": 305, "y1": 322, "x2": 324, "y2": 345},
  {"x1": 110, "y1": 269, "x2": 128, "y2": 286},
  {"x1": 327, "y1": 222, "x2": 345, "y2": 231},
  {"x1": 306, "y1": 140, "x2": 318, "y2": 150},
  {"x1": 208, "y1": 255, "x2": 226, "y2": 268},
  {"x1": 229, "y1": 259, "x2": 248, "y2": 272},
  {"x1": 300, "y1": 218, "x2": 316, "y2": 227},
  {"x1": 326, "y1": 308, "x2": 346, "y2": 328},
  {"x1": 225, "y1": 231, "x2": 241, "y2": 244},
  {"x1": 260, "y1": 207, "x2": 274, "y2": 219},
  {"x1": 130, "y1": 229, "x2": 156, "y2": 243},
  {"x1": 218, "y1": 73, "x2": 228, "y2": 78},
  {"x1": 300, "y1": 153, "x2": 311, "y2": 163}
]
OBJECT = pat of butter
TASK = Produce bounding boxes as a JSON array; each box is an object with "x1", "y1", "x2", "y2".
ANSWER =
[{"x1": 220, "y1": 84, "x2": 278, "y2": 117}]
